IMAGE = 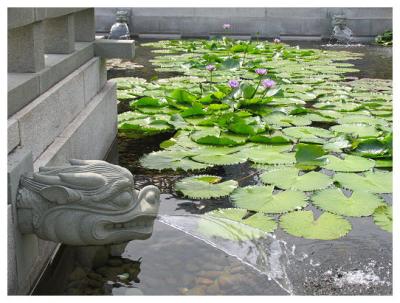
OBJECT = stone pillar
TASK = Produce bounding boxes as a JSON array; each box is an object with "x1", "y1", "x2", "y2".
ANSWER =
[
  {"x1": 8, "y1": 22, "x2": 45, "y2": 73},
  {"x1": 43, "y1": 14, "x2": 75, "y2": 54},
  {"x1": 74, "y1": 8, "x2": 95, "y2": 42}
]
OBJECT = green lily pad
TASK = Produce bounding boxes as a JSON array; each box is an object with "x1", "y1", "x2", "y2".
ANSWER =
[
  {"x1": 230, "y1": 185, "x2": 308, "y2": 214},
  {"x1": 191, "y1": 127, "x2": 247, "y2": 146},
  {"x1": 352, "y1": 138, "x2": 391, "y2": 158},
  {"x1": 323, "y1": 136, "x2": 351, "y2": 152},
  {"x1": 198, "y1": 208, "x2": 277, "y2": 241},
  {"x1": 330, "y1": 123, "x2": 381, "y2": 138},
  {"x1": 321, "y1": 154, "x2": 375, "y2": 172},
  {"x1": 283, "y1": 126, "x2": 333, "y2": 143},
  {"x1": 260, "y1": 167, "x2": 333, "y2": 191},
  {"x1": 279, "y1": 210, "x2": 352, "y2": 240},
  {"x1": 334, "y1": 171, "x2": 392, "y2": 193},
  {"x1": 140, "y1": 150, "x2": 212, "y2": 171},
  {"x1": 175, "y1": 175, "x2": 238, "y2": 199},
  {"x1": 373, "y1": 205, "x2": 392, "y2": 233},
  {"x1": 337, "y1": 114, "x2": 388, "y2": 126},
  {"x1": 311, "y1": 188, "x2": 384, "y2": 217},
  {"x1": 191, "y1": 152, "x2": 247, "y2": 165},
  {"x1": 242, "y1": 145, "x2": 295, "y2": 165},
  {"x1": 295, "y1": 143, "x2": 327, "y2": 169}
]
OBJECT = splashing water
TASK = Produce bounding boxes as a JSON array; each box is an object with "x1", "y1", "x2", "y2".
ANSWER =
[{"x1": 157, "y1": 214, "x2": 305, "y2": 295}]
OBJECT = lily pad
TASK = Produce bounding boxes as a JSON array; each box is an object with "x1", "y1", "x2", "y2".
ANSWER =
[
  {"x1": 321, "y1": 154, "x2": 375, "y2": 172},
  {"x1": 175, "y1": 175, "x2": 238, "y2": 199},
  {"x1": 295, "y1": 143, "x2": 327, "y2": 169},
  {"x1": 191, "y1": 152, "x2": 247, "y2": 165},
  {"x1": 230, "y1": 185, "x2": 308, "y2": 214},
  {"x1": 279, "y1": 211, "x2": 352, "y2": 240},
  {"x1": 260, "y1": 167, "x2": 333, "y2": 191},
  {"x1": 334, "y1": 171, "x2": 392, "y2": 193},
  {"x1": 330, "y1": 123, "x2": 381, "y2": 138},
  {"x1": 140, "y1": 150, "x2": 212, "y2": 171},
  {"x1": 283, "y1": 126, "x2": 333, "y2": 143},
  {"x1": 311, "y1": 188, "x2": 384, "y2": 217},
  {"x1": 373, "y1": 205, "x2": 392, "y2": 233}
]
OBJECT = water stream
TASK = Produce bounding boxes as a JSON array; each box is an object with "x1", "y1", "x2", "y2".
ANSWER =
[{"x1": 158, "y1": 214, "x2": 296, "y2": 294}]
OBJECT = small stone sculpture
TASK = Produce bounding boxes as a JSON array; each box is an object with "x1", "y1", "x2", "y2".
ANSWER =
[
  {"x1": 108, "y1": 10, "x2": 130, "y2": 40},
  {"x1": 331, "y1": 15, "x2": 353, "y2": 44},
  {"x1": 17, "y1": 159, "x2": 160, "y2": 245}
]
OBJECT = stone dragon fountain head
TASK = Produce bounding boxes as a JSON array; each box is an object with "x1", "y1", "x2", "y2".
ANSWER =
[{"x1": 17, "y1": 159, "x2": 160, "y2": 246}]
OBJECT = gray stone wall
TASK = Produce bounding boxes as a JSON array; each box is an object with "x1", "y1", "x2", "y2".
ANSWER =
[
  {"x1": 95, "y1": 7, "x2": 392, "y2": 40},
  {"x1": 7, "y1": 7, "x2": 134, "y2": 294}
]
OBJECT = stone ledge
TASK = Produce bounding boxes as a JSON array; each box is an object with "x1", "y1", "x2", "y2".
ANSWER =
[
  {"x1": 8, "y1": 148, "x2": 33, "y2": 205},
  {"x1": 34, "y1": 81, "x2": 117, "y2": 170},
  {"x1": 94, "y1": 39, "x2": 135, "y2": 59},
  {"x1": 40, "y1": 42, "x2": 94, "y2": 93},
  {"x1": 8, "y1": 8, "x2": 88, "y2": 29},
  {"x1": 8, "y1": 42, "x2": 94, "y2": 117},
  {"x1": 8, "y1": 118, "x2": 20, "y2": 154},
  {"x1": 11, "y1": 57, "x2": 104, "y2": 161}
]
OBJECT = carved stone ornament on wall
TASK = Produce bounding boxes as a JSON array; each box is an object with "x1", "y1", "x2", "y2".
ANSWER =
[{"x1": 17, "y1": 159, "x2": 161, "y2": 246}]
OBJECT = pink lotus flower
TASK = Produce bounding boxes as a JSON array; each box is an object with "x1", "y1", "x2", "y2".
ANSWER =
[
  {"x1": 206, "y1": 64, "x2": 216, "y2": 72},
  {"x1": 228, "y1": 79, "x2": 240, "y2": 88},
  {"x1": 273, "y1": 38, "x2": 281, "y2": 43},
  {"x1": 223, "y1": 23, "x2": 231, "y2": 30},
  {"x1": 255, "y1": 68, "x2": 267, "y2": 76},
  {"x1": 262, "y1": 79, "x2": 276, "y2": 88}
]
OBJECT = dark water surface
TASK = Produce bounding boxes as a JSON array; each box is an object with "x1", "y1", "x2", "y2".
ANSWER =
[{"x1": 33, "y1": 39, "x2": 392, "y2": 296}]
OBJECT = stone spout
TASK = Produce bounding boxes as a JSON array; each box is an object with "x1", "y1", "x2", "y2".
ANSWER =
[{"x1": 16, "y1": 159, "x2": 160, "y2": 246}]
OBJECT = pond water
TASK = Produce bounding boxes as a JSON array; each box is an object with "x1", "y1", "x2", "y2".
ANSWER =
[{"x1": 33, "y1": 39, "x2": 392, "y2": 296}]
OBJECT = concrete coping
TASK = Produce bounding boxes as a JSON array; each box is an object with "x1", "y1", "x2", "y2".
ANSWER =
[
  {"x1": 8, "y1": 8, "x2": 89, "y2": 30},
  {"x1": 94, "y1": 39, "x2": 135, "y2": 59},
  {"x1": 8, "y1": 42, "x2": 94, "y2": 117}
]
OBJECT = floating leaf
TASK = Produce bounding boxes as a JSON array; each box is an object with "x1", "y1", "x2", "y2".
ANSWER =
[
  {"x1": 191, "y1": 127, "x2": 247, "y2": 146},
  {"x1": 330, "y1": 123, "x2": 381, "y2": 138},
  {"x1": 352, "y1": 138, "x2": 391, "y2": 158},
  {"x1": 249, "y1": 134, "x2": 293, "y2": 145},
  {"x1": 295, "y1": 143, "x2": 327, "y2": 169},
  {"x1": 191, "y1": 152, "x2": 247, "y2": 165},
  {"x1": 260, "y1": 167, "x2": 333, "y2": 191},
  {"x1": 334, "y1": 171, "x2": 392, "y2": 193},
  {"x1": 263, "y1": 112, "x2": 312, "y2": 127},
  {"x1": 311, "y1": 188, "x2": 384, "y2": 217},
  {"x1": 168, "y1": 88, "x2": 197, "y2": 104},
  {"x1": 283, "y1": 126, "x2": 333, "y2": 143},
  {"x1": 175, "y1": 175, "x2": 238, "y2": 199},
  {"x1": 373, "y1": 205, "x2": 392, "y2": 232},
  {"x1": 280, "y1": 211, "x2": 351, "y2": 240},
  {"x1": 230, "y1": 185, "x2": 308, "y2": 214},
  {"x1": 180, "y1": 102, "x2": 206, "y2": 117},
  {"x1": 337, "y1": 114, "x2": 388, "y2": 126},
  {"x1": 131, "y1": 97, "x2": 167, "y2": 108},
  {"x1": 198, "y1": 208, "x2": 277, "y2": 241},
  {"x1": 140, "y1": 150, "x2": 212, "y2": 171},
  {"x1": 321, "y1": 154, "x2": 375, "y2": 172},
  {"x1": 374, "y1": 159, "x2": 392, "y2": 168},
  {"x1": 323, "y1": 136, "x2": 351, "y2": 152}
]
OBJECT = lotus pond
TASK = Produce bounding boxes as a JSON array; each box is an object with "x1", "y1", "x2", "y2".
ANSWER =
[{"x1": 34, "y1": 39, "x2": 392, "y2": 295}]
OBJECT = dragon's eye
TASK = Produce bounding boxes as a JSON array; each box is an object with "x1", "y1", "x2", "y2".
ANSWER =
[{"x1": 113, "y1": 191, "x2": 132, "y2": 208}]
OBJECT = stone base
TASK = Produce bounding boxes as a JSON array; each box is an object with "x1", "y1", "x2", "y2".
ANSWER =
[
  {"x1": 34, "y1": 81, "x2": 117, "y2": 169},
  {"x1": 7, "y1": 80, "x2": 117, "y2": 294}
]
